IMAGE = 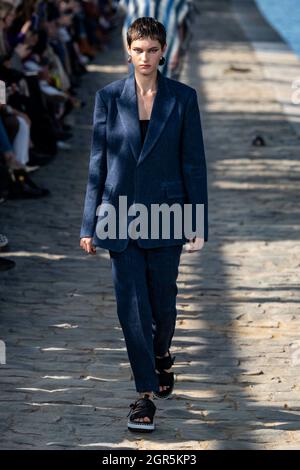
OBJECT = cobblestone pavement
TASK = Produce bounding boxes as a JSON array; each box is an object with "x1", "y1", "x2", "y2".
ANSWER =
[{"x1": 0, "y1": 0, "x2": 300, "y2": 450}]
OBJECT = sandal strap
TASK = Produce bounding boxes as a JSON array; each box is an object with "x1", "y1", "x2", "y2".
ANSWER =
[
  {"x1": 157, "y1": 370, "x2": 174, "y2": 386},
  {"x1": 155, "y1": 352, "x2": 176, "y2": 372},
  {"x1": 127, "y1": 396, "x2": 156, "y2": 421}
]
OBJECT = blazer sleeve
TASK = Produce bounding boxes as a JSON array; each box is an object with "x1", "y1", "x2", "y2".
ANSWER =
[
  {"x1": 181, "y1": 88, "x2": 208, "y2": 242},
  {"x1": 80, "y1": 90, "x2": 108, "y2": 239}
]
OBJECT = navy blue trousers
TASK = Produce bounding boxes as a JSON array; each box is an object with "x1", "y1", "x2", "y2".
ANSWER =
[{"x1": 109, "y1": 238, "x2": 183, "y2": 393}]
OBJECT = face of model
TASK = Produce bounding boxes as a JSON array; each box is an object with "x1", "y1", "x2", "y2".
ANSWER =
[{"x1": 128, "y1": 37, "x2": 167, "y2": 76}]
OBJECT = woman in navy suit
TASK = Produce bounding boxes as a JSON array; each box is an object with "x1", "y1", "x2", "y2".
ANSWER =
[{"x1": 80, "y1": 17, "x2": 208, "y2": 432}]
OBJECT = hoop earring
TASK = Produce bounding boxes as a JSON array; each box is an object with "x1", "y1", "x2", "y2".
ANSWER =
[
  {"x1": 127, "y1": 55, "x2": 132, "y2": 63},
  {"x1": 159, "y1": 56, "x2": 165, "y2": 65}
]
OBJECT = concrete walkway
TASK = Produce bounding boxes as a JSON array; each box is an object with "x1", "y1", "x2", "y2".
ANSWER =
[{"x1": 1, "y1": 0, "x2": 300, "y2": 450}]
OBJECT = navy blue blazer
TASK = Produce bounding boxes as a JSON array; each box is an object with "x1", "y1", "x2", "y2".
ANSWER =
[{"x1": 80, "y1": 69, "x2": 208, "y2": 252}]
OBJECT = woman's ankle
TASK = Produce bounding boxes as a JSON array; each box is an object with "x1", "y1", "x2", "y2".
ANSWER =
[{"x1": 139, "y1": 391, "x2": 154, "y2": 399}]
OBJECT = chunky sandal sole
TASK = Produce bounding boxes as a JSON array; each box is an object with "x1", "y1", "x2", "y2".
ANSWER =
[
  {"x1": 127, "y1": 421, "x2": 155, "y2": 432},
  {"x1": 153, "y1": 389, "x2": 173, "y2": 400}
]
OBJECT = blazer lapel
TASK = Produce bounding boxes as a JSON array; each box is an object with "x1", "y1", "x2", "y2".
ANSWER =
[{"x1": 116, "y1": 69, "x2": 176, "y2": 166}]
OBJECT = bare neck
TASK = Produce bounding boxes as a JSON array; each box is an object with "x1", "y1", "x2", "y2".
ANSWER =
[{"x1": 134, "y1": 70, "x2": 158, "y2": 96}]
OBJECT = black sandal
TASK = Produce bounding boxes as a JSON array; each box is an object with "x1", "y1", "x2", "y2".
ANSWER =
[
  {"x1": 153, "y1": 351, "x2": 176, "y2": 400},
  {"x1": 127, "y1": 394, "x2": 156, "y2": 432}
]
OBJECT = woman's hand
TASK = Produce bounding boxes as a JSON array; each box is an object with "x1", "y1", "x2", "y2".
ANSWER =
[
  {"x1": 185, "y1": 237, "x2": 204, "y2": 253},
  {"x1": 21, "y1": 20, "x2": 32, "y2": 35},
  {"x1": 80, "y1": 237, "x2": 96, "y2": 255}
]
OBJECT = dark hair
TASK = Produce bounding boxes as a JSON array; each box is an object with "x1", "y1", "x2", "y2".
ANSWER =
[{"x1": 127, "y1": 17, "x2": 166, "y2": 49}]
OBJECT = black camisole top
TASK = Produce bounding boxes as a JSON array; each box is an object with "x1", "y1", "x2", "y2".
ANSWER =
[{"x1": 139, "y1": 119, "x2": 150, "y2": 145}]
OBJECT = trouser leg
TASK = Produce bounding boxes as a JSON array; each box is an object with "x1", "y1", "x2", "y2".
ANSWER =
[
  {"x1": 146, "y1": 244, "x2": 183, "y2": 357},
  {"x1": 109, "y1": 239, "x2": 160, "y2": 393}
]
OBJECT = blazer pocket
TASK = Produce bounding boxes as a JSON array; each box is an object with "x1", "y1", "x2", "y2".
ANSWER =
[
  {"x1": 101, "y1": 183, "x2": 113, "y2": 200},
  {"x1": 162, "y1": 181, "x2": 186, "y2": 198}
]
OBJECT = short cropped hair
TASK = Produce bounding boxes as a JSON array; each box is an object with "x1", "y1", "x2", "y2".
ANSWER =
[{"x1": 127, "y1": 17, "x2": 166, "y2": 49}]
